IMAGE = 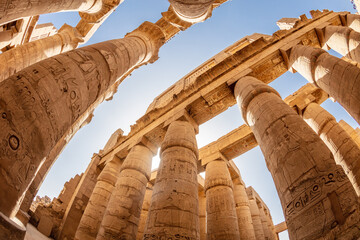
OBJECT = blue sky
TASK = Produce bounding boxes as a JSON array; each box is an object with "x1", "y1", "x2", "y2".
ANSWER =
[{"x1": 37, "y1": 1, "x2": 357, "y2": 239}]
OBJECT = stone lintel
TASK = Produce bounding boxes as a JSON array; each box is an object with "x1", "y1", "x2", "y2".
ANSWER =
[
  {"x1": 284, "y1": 83, "x2": 329, "y2": 114},
  {"x1": 274, "y1": 221, "x2": 288, "y2": 234}
]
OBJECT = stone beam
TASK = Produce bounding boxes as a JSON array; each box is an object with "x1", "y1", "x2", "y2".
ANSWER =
[
  {"x1": 98, "y1": 10, "x2": 347, "y2": 168},
  {"x1": 274, "y1": 221, "x2": 287, "y2": 234}
]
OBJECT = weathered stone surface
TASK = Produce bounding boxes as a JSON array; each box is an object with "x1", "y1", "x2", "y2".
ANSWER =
[
  {"x1": 289, "y1": 44, "x2": 360, "y2": 124},
  {"x1": 136, "y1": 185, "x2": 153, "y2": 240},
  {"x1": 144, "y1": 121, "x2": 200, "y2": 239},
  {"x1": 0, "y1": 21, "x2": 165, "y2": 219},
  {"x1": 303, "y1": 102, "x2": 360, "y2": 196},
  {"x1": 169, "y1": 0, "x2": 215, "y2": 23},
  {"x1": 248, "y1": 199, "x2": 265, "y2": 240},
  {"x1": 258, "y1": 203, "x2": 273, "y2": 240},
  {"x1": 57, "y1": 154, "x2": 101, "y2": 240},
  {"x1": 0, "y1": 212, "x2": 26, "y2": 240},
  {"x1": 198, "y1": 190, "x2": 206, "y2": 240},
  {"x1": 96, "y1": 145, "x2": 153, "y2": 240},
  {"x1": 0, "y1": 0, "x2": 98, "y2": 25},
  {"x1": 205, "y1": 160, "x2": 240, "y2": 240},
  {"x1": 75, "y1": 156, "x2": 122, "y2": 240},
  {"x1": 233, "y1": 178, "x2": 256, "y2": 240},
  {"x1": 235, "y1": 76, "x2": 360, "y2": 239}
]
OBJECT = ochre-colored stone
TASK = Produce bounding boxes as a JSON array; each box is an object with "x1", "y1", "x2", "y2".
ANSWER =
[
  {"x1": 303, "y1": 102, "x2": 360, "y2": 196},
  {"x1": 144, "y1": 121, "x2": 200, "y2": 239},
  {"x1": 205, "y1": 160, "x2": 240, "y2": 240},
  {"x1": 75, "y1": 156, "x2": 122, "y2": 240},
  {"x1": 234, "y1": 76, "x2": 360, "y2": 239},
  {"x1": 96, "y1": 145, "x2": 153, "y2": 240}
]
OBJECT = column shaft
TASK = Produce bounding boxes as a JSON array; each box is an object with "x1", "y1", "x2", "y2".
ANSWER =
[
  {"x1": 0, "y1": 24, "x2": 82, "y2": 83},
  {"x1": 144, "y1": 121, "x2": 200, "y2": 239},
  {"x1": 258, "y1": 204, "x2": 273, "y2": 240},
  {"x1": 248, "y1": 199, "x2": 265, "y2": 240},
  {"x1": 136, "y1": 186, "x2": 153, "y2": 240},
  {"x1": 205, "y1": 160, "x2": 240, "y2": 240},
  {"x1": 0, "y1": 21, "x2": 164, "y2": 218},
  {"x1": 0, "y1": 0, "x2": 97, "y2": 25},
  {"x1": 199, "y1": 190, "x2": 206, "y2": 240},
  {"x1": 96, "y1": 144, "x2": 153, "y2": 240},
  {"x1": 234, "y1": 76, "x2": 360, "y2": 239},
  {"x1": 303, "y1": 102, "x2": 360, "y2": 196},
  {"x1": 233, "y1": 179, "x2": 256, "y2": 240},
  {"x1": 75, "y1": 157, "x2": 122, "y2": 240},
  {"x1": 289, "y1": 44, "x2": 360, "y2": 124}
]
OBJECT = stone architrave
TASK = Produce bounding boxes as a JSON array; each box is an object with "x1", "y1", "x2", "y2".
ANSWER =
[
  {"x1": 234, "y1": 76, "x2": 360, "y2": 239},
  {"x1": 0, "y1": 0, "x2": 100, "y2": 25},
  {"x1": 199, "y1": 190, "x2": 206, "y2": 240},
  {"x1": 0, "y1": 21, "x2": 165, "y2": 220},
  {"x1": 289, "y1": 44, "x2": 360, "y2": 124},
  {"x1": 96, "y1": 144, "x2": 154, "y2": 240},
  {"x1": 136, "y1": 185, "x2": 153, "y2": 240},
  {"x1": 143, "y1": 121, "x2": 200, "y2": 239},
  {"x1": 303, "y1": 102, "x2": 360, "y2": 196},
  {"x1": 0, "y1": 24, "x2": 83, "y2": 83},
  {"x1": 205, "y1": 160, "x2": 240, "y2": 240},
  {"x1": 248, "y1": 199, "x2": 265, "y2": 240},
  {"x1": 74, "y1": 156, "x2": 122, "y2": 240},
  {"x1": 233, "y1": 178, "x2": 256, "y2": 240}
]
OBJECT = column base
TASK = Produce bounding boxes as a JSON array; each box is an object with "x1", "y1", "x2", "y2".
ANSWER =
[
  {"x1": 16, "y1": 210, "x2": 30, "y2": 226},
  {"x1": 0, "y1": 212, "x2": 26, "y2": 240}
]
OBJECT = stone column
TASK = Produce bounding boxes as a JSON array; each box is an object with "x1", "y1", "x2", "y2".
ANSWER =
[
  {"x1": 339, "y1": 120, "x2": 360, "y2": 147},
  {"x1": 264, "y1": 208, "x2": 277, "y2": 240},
  {"x1": 248, "y1": 198, "x2": 265, "y2": 240},
  {"x1": 289, "y1": 44, "x2": 360, "y2": 124},
  {"x1": 169, "y1": 0, "x2": 215, "y2": 23},
  {"x1": 258, "y1": 203, "x2": 273, "y2": 240},
  {"x1": 234, "y1": 76, "x2": 360, "y2": 239},
  {"x1": 96, "y1": 144, "x2": 154, "y2": 240},
  {"x1": 0, "y1": 0, "x2": 100, "y2": 25},
  {"x1": 57, "y1": 153, "x2": 102, "y2": 240},
  {"x1": 199, "y1": 190, "x2": 206, "y2": 240},
  {"x1": 74, "y1": 156, "x2": 122, "y2": 240},
  {"x1": 323, "y1": 25, "x2": 360, "y2": 63},
  {"x1": 0, "y1": 24, "x2": 83, "y2": 83},
  {"x1": 136, "y1": 185, "x2": 153, "y2": 240},
  {"x1": 302, "y1": 102, "x2": 360, "y2": 196},
  {"x1": 233, "y1": 177, "x2": 256, "y2": 240},
  {"x1": 0, "y1": 21, "x2": 165, "y2": 222},
  {"x1": 347, "y1": 13, "x2": 360, "y2": 33},
  {"x1": 143, "y1": 121, "x2": 200, "y2": 239},
  {"x1": 205, "y1": 160, "x2": 240, "y2": 240}
]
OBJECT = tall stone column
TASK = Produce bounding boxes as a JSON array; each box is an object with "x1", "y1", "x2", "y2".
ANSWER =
[
  {"x1": 289, "y1": 44, "x2": 360, "y2": 124},
  {"x1": 0, "y1": 24, "x2": 83, "y2": 83},
  {"x1": 169, "y1": 0, "x2": 215, "y2": 23},
  {"x1": 234, "y1": 76, "x2": 360, "y2": 239},
  {"x1": 302, "y1": 102, "x2": 360, "y2": 196},
  {"x1": 0, "y1": 21, "x2": 165, "y2": 223},
  {"x1": 143, "y1": 121, "x2": 200, "y2": 239},
  {"x1": 0, "y1": 0, "x2": 100, "y2": 25},
  {"x1": 74, "y1": 156, "x2": 122, "y2": 240},
  {"x1": 248, "y1": 198, "x2": 265, "y2": 240},
  {"x1": 136, "y1": 185, "x2": 153, "y2": 240},
  {"x1": 323, "y1": 25, "x2": 360, "y2": 63},
  {"x1": 205, "y1": 160, "x2": 240, "y2": 240},
  {"x1": 339, "y1": 120, "x2": 360, "y2": 147},
  {"x1": 264, "y1": 208, "x2": 277, "y2": 240},
  {"x1": 233, "y1": 178, "x2": 256, "y2": 240},
  {"x1": 96, "y1": 144, "x2": 154, "y2": 240},
  {"x1": 258, "y1": 203, "x2": 273, "y2": 240},
  {"x1": 199, "y1": 190, "x2": 206, "y2": 240}
]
